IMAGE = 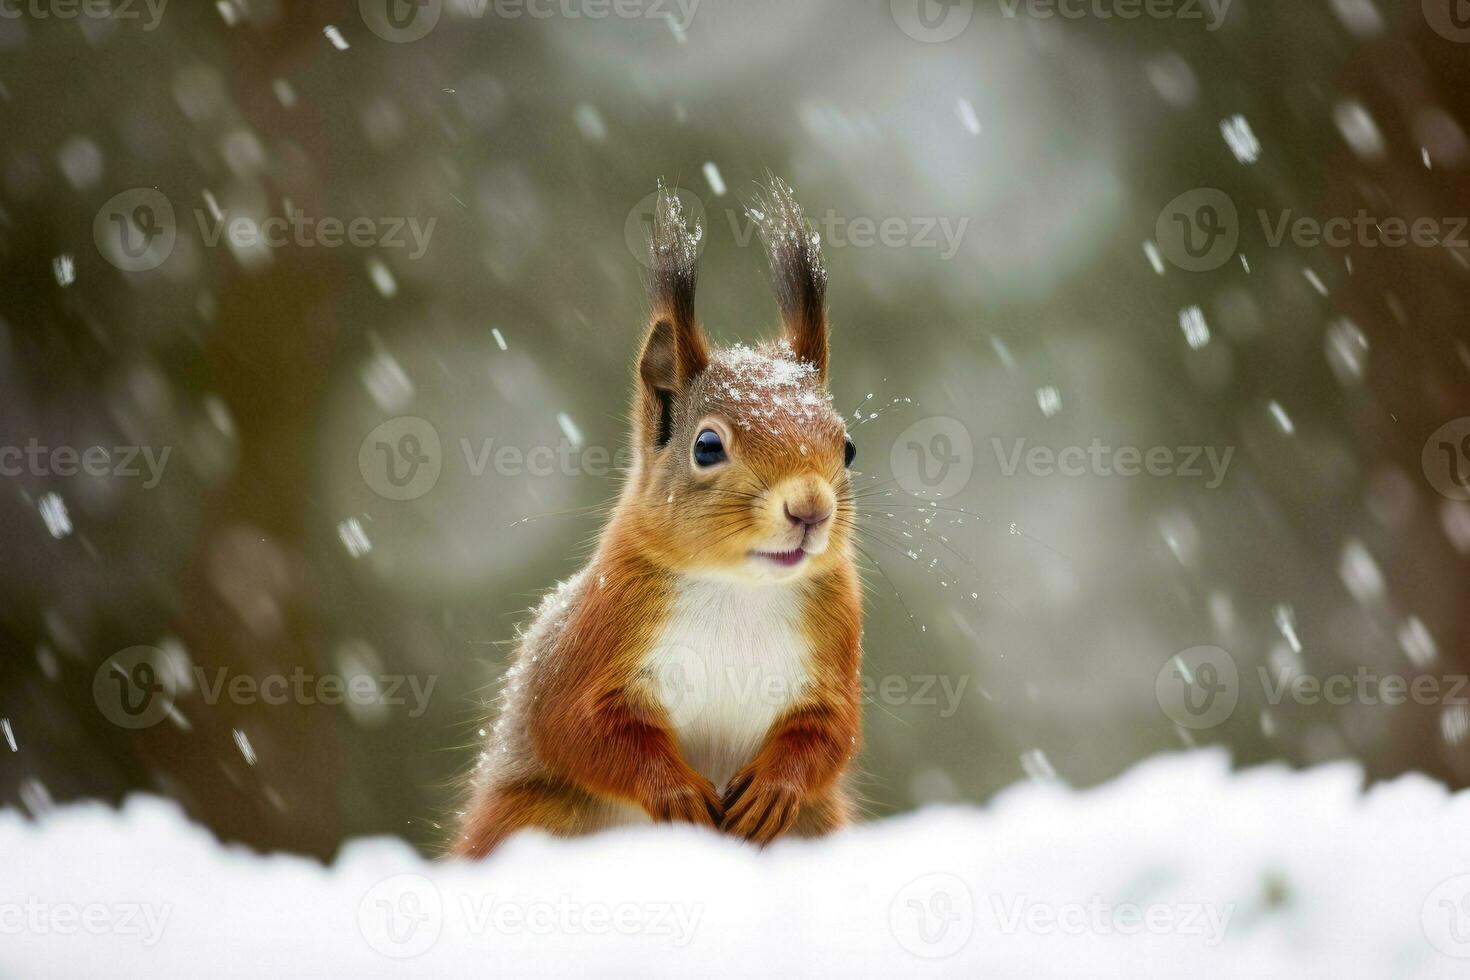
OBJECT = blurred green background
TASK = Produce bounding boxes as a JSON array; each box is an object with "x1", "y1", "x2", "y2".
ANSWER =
[{"x1": 1, "y1": 0, "x2": 1467, "y2": 857}]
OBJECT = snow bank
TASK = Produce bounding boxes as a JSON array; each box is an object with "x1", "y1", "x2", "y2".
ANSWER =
[{"x1": 4, "y1": 751, "x2": 1470, "y2": 978}]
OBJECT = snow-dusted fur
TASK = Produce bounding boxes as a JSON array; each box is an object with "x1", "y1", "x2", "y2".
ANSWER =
[
  {"x1": 5, "y1": 752, "x2": 1470, "y2": 977},
  {"x1": 453, "y1": 179, "x2": 863, "y2": 855}
]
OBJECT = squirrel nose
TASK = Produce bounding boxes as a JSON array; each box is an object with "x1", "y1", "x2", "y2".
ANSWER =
[{"x1": 784, "y1": 501, "x2": 833, "y2": 527}]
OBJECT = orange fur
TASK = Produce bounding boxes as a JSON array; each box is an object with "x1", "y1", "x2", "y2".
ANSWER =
[{"x1": 453, "y1": 179, "x2": 862, "y2": 857}]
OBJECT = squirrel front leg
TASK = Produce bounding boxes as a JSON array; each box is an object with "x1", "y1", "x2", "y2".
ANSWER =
[
  {"x1": 532, "y1": 678, "x2": 723, "y2": 828},
  {"x1": 721, "y1": 696, "x2": 860, "y2": 844},
  {"x1": 723, "y1": 580, "x2": 862, "y2": 844}
]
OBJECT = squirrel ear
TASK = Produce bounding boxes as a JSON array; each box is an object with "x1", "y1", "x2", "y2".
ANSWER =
[
  {"x1": 751, "y1": 176, "x2": 828, "y2": 378},
  {"x1": 637, "y1": 182, "x2": 709, "y2": 448}
]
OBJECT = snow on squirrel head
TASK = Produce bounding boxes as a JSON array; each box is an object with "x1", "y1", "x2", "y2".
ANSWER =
[{"x1": 625, "y1": 178, "x2": 856, "y2": 585}]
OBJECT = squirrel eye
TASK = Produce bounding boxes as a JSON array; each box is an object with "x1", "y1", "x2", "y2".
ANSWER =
[
  {"x1": 693, "y1": 429, "x2": 727, "y2": 468},
  {"x1": 843, "y1": 437, "x2": 857, "y2": 468}
]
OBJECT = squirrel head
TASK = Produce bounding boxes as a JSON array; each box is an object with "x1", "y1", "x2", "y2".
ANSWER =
[{"x1": 622, "y1": 178, "x2": 854, "y2": 585}]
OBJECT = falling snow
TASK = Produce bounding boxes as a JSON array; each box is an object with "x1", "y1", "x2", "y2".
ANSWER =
[
  {"x1": 51, "y1": 254, "x2": 75, "y2": 287},
  {"x1": 232, "y1": 729, "x2": 257, "y2": 766},
  {"x1": 1179, "y1": 305, "x2": 1211, "y2": 350},
  {"x1": 1220, "y1": 114, "x2": 1262, "y2": 164},
  {"x1": 4, "y1": 13, "x2": 1467, "y2": 963},
  {"x1": 337, "y1": 517, "x2": 372, "y2": 559},
  {"x1": 955, "y1": 97, "x2": 982, "y2": 136},
  {"x1": 702, "y1": 161, "x2": 726, "y2": 196},
  {"x1": 37, "y1": 493, "x2": 71, "y2": 539}
]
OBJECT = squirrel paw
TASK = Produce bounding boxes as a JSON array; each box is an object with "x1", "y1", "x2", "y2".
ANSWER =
[
  {"x1": 646, "y1": 777, "x2": 723, "y2": 828},
  {"x1": 720, "y1": 768, "x2": 801, "y2": 844}
]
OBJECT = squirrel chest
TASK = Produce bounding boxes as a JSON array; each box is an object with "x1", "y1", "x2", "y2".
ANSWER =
[{"x1": 644, "y1": 580, "x2": 811, "y2": 788}]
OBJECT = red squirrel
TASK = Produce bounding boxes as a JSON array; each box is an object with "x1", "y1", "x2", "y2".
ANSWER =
[{"x1": 453, "y1": 178, "x2": 862, "y2": 857}]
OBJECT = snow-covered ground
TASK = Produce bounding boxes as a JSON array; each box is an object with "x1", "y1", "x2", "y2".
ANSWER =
[{"x1": 3, "y1": 751, "x2": 1470, "y2": 978}]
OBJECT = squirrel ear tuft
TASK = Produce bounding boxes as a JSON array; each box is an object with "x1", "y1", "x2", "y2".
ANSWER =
[
  {"x1": 637, "y1": 183, "x2": 709, "y2": 449},
  {"x1": 750, "y1": 175, "x2": 828, "y2": 377},
  {"x1": 648, "y1": 179, "x2": 703, "y2": 339}
]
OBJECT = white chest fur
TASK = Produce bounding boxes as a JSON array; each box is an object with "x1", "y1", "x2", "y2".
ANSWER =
[{"x1": 646, "y1": 580, "x2": 811, "y2": 790}]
